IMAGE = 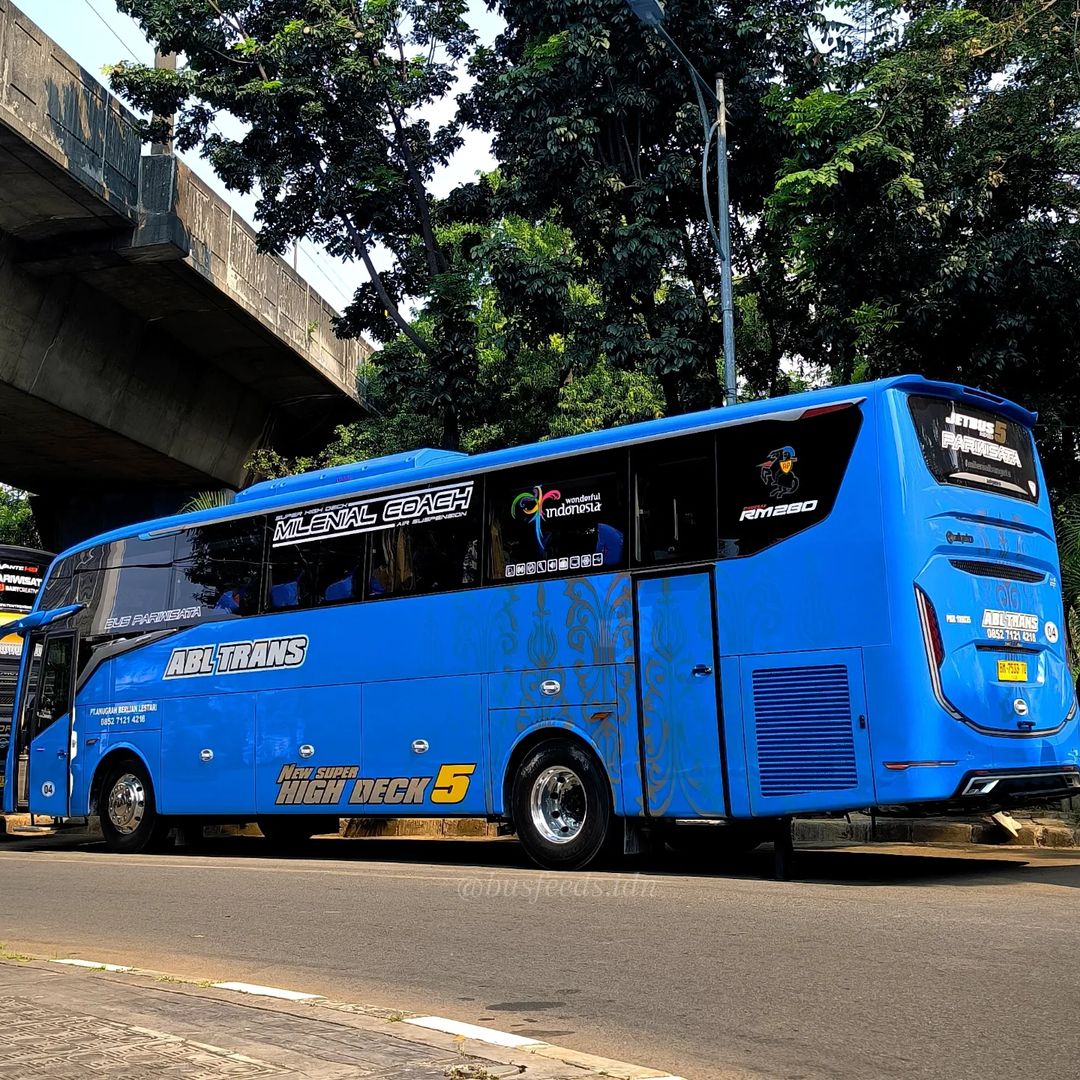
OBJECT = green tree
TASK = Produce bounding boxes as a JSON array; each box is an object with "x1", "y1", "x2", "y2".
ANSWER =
[
  {"x1": 764, "y1": 0, "x2": 1080, "y2": 495},
  {"x1": 250, "y1": 213, "x2": 666, "y2": 476},
  {"x1": 465, "y1": 0, "x2": 833, "y2": 410},
  {"x1": 110, "y1": 0, "x2": 480, "y2": 448},
  {"x1": 0, "y1": 488, "x2": 41, "y2": 548},
  {"x1": 1056, "y1": 496, "x2": 1080, "y2": 669}
]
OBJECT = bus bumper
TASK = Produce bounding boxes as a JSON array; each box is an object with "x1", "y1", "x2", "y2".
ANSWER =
[{"x1": 951, "y1": 765, "x2": 1080, "y2": 806}]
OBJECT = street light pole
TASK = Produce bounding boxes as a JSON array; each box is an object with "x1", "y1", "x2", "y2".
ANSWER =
[
  {"x1": 715, "y1": 74, "x2": 736, "y2": 406},
  {"x1": 626, "y1": 0, "x2": 737, "y2": 405}
]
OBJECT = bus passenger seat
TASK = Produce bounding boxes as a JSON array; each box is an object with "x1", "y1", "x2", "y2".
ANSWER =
[
  {"x1": 215, "y1": 588, "x2": 243, "y2": 614},
  {"x1": 596, "y1": 522, "x2": 624, "y2": 565},
  {"x1": 270, "y1": 580, "x2": 299, "y2": 609},
  {"x1": 324, "y1": 576, "x2": 354, "y2": 603}
]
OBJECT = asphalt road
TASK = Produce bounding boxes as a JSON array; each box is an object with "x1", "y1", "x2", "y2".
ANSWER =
[{"x1": 1, "y1": 833, "x2": 1078, "y2": 1080}]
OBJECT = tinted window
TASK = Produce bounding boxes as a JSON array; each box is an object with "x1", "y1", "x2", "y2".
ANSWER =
[
  {"x1": 634, "y1": 434, "x2": 717, "y2": 566},
  {"x1": 487, "y1": 455, "x2": 629, "y2": 584},
  {"x1": 908, "y1": 395, "x2": 1039, "y2": 503},
  {"x1": 268, "y1": 533, "x2": 369, "y2": 610},
  {"x1": 91, "y1": 537, "x2": 179, "y2": 635},
  {"x1": 41, "y1": 561, "x2": 77, "y2": 611},
  {"x1": 269, "y1": 479, "x2": 480, "y2": 605},
  {"x1": 716, "y1": 403, "x2": 864, "y2": 558},
  {"x1": 172, "y1": 518, "x2": 266, "y2": 618},
  {"x1": 33, "y1": 635, "x2": 73, "y2": 736},
  {"x1": 43, "y1": 539, "x2": 190, "y2": 637},
  {"x1": 368, "y1": 494, "x2": 481, "y2": 599}
]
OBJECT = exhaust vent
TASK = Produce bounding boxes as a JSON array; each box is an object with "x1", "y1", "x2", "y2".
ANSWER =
[{"x1": 752, "y1": 665, "x2": 858, "y2": 797}]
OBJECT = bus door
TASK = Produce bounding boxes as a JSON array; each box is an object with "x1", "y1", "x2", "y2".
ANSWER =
[
  {"x1": 635, "y1": 572, "x2": 726, "y2": 817},
  {"x1": 25, "y1": 630, "x2": 76, "y2": 817}
]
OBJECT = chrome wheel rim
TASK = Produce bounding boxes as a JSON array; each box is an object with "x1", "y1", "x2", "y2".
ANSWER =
[
  {"x1": 530, "y1": 765, "x2": 586, "y2": 845},
  {"x1": 107, "y1": 773, "x2": 146, "y2": 836}
]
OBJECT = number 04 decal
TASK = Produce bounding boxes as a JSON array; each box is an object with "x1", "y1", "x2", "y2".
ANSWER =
[{"x1": 431, "y1": 763, "x2": 476, "y2": 804}]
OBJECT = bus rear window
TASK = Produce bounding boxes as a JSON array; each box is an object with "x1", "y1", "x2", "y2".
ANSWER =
[{"x1": 908, "y1": 395, "x2": 1039, "y2": 503}]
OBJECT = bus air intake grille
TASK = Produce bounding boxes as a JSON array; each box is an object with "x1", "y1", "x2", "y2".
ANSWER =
[
  {"x1": 751, "y1": 665, "x2": 858, "y2": 797},
  {"x1": 949, "y1": 560, "x2": 1044, "y2": 584}
]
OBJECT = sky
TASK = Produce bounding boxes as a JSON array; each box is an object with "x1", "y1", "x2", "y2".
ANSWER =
[{"x1": 16, "y1": 0, "x2": 502, "y2": 315}]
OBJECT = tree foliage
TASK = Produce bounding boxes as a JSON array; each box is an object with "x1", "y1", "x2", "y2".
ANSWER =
[
  {"x1": 466, "y1": 0, "x2": 831, "y2": 411},
  {"x1": 1055, "y1": 495, "x2": 1080, "y2": 668},
  {"x1": 765, "y1": 0, "x2": 1080, "y2": 496},
  {"x1": 110, "y1": 0, "x2": 480, "y2": 447},
  {"x1": 109, "y1": 1, "x2": 1080, "y2": 500},
  {"x1": 0, "y1": 488, "x2": 41, "y2": 548}
]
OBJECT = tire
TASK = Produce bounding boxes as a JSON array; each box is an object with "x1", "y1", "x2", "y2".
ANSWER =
[
  {"x1": 511, "y1": 739, "x2": 614, "y2": 871},
  {"x1": 258, "y1": 816, "x2": 338, "y2": 851},
  {"x1": 98, "y1": 757, "x2": 170, "y2": 854}
]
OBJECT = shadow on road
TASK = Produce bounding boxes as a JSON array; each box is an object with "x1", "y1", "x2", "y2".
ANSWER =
[{"x1": 7, "y1": 827, "x2": 1080, "y2": 890}]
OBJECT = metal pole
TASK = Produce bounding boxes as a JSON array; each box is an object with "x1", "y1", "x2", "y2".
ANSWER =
[
  {"x1": 716, "y1": 75, "x2": 736, "y2": 406},
  {"x1": 636, "y1": 12, "x2": 738, "y2": 405}
]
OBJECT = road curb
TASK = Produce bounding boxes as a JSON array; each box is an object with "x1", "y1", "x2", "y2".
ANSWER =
[
  {"x1": 792, "y1": 814, "x2": 1080, "y2": 849},
  {"x1": 12, "y1": 952, "x2": 686, "y2": 1080}
]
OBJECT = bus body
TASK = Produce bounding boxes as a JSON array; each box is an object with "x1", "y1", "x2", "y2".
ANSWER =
[
  {"x1": 0, "y1": 545, "x2": 52, "y2": 800},
  {"x1": 4, "y1": 376, "x2": 1077, "y2": 867}
]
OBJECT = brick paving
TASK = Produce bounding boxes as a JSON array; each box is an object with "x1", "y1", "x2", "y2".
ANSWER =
[{"x1": 0, "y1": 961, "x2": 582, "y2": 1079}]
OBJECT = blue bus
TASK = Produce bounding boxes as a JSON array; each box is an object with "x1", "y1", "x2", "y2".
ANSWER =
[{"x1": 4, "y1": 376, "x2": 1078, "y2": 869}]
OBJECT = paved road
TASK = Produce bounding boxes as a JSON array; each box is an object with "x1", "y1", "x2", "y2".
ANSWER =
[{"x1": 1, "y1": 834, "x2": 1079, "y2": 1080}]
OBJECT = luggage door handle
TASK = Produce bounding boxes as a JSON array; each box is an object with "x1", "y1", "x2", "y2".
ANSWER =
[{"x1": 692, "y1": 664, "x2": 713, "y2": 677}]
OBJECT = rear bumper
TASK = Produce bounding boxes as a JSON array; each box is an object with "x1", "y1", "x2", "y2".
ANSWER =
[{"x1": 953, "y1": 765, "x2": 1080, "y2": 805}]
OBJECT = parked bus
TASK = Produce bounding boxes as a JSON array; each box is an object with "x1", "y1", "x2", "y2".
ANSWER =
[
  {"x1": 0, "y1": 544, "x2": 52, "y2": 798},
  {"x1": 4, "y1": 376, "x2": 1078, "y2": 868}
]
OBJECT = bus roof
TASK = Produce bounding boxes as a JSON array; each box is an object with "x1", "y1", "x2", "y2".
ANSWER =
[{"x1": 49, "y1": 374, "x2": 1037, "y2": 563}]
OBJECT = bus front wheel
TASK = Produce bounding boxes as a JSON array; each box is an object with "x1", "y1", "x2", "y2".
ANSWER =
[
  {"x1": 511, "y1": 739, "x2": 614, "y2": 871},
  {"x1": 98, "y1": 758, "x2": 169, "y2": 854}
]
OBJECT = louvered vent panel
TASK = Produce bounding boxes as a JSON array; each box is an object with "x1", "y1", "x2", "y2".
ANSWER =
[
  {"x1": 949, "y1": 559, "x2": 1044, "y2": 584},
  {"x1": 752, "y1": 665, "x2": 858, "y2": 798}
]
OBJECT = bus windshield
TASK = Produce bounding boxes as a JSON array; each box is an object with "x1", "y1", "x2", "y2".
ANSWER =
[{"x1": 907, "y1": 394, "x2": 1040, "y2": 503}]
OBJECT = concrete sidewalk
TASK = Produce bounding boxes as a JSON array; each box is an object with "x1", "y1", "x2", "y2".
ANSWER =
[{"x1": 0, "y1": 958, "x2": 662, "y2": 1079}]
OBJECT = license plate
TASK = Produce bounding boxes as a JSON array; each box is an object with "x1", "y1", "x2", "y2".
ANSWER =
[{"x1": 997, "y1": 660, "x2": 1028, "y2": 682}]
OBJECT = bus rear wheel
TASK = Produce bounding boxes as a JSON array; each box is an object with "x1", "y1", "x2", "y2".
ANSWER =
[
  {"x1": 98, "y1": 758, "x2": 169, "y2": 854},
  {"x1": 511, "y1": 739, "x2": 614, "y2": 871}
]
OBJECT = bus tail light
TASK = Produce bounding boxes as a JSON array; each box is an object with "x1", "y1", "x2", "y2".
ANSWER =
[
  {"x1": 915, "y1": 586, "x2": 967, "y2": 721},
  {"x1": 915, "y1": 586, "x2": 945, "y2": 668}
]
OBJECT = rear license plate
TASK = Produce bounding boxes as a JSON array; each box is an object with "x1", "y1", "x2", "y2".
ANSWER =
[{"x1": 997, "y1": 660, "x2": 1028, "y2": 682}]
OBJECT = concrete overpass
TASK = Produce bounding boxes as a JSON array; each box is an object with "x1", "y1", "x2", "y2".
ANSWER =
[{"x1": 0, "y1": 1, "x2": 371, "y2": 549}]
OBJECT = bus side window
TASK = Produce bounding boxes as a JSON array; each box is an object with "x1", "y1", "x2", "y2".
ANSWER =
[
  {"x1": 633, "y1": 434, "x2": 717, "y2": 566},
  {"x1": 367, "y1": 507, "x2": 481, "y2": 600},
  {"x1": 715, "y1": 403, "x2": 864, "y2": 558},
  {"x1": 266, "y1": 532, "x2": 369, "y2": 611},
  {"x1": 173, "y1": 518, "x2": 266, "y2": 618},
  {"x1": 484, "y1": 452, "x2": 629, "y2": 585},
  {"x1": 33, "y1": 636, "x2": 74, "y2": 737}
]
